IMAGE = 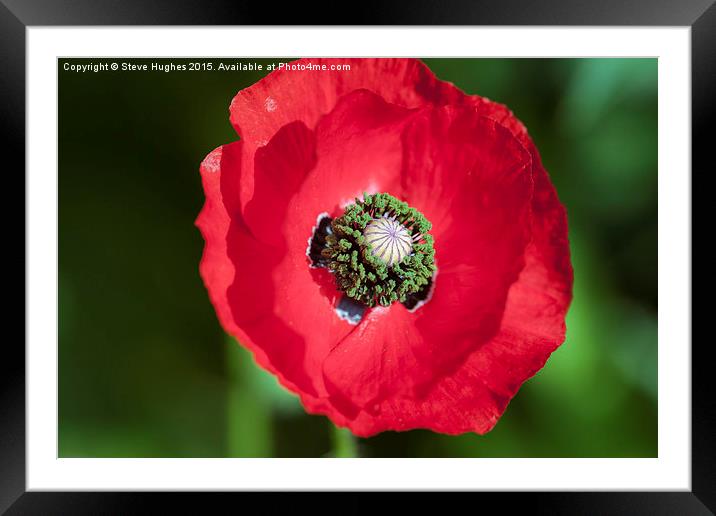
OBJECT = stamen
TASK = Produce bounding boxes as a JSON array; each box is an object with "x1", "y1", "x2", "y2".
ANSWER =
[
  {"x1": 403, "y1": 273, "x2": 437, "y2": 312},
  {"x1": 321, "y1": 192, "x2": 436, "y2": 308}
]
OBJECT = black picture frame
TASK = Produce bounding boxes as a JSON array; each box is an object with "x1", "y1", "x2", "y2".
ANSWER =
[{"x1": 3, "y1": 0, "x2": 711, "y2": 513}]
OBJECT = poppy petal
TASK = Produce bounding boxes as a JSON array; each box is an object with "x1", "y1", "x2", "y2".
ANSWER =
[
  {"x1": 196, "y1": 143, "x2": 245, "y2": 338},
  {"x1": 337, "y1": 146, "x2": 572, "y2": 437},
  {"x1": 322, "y1": 105, "x2": 534, "y2": 411},
  {"x1": 230, "y1": 58, "x2": 463, "y2": 148},
  {"x1": 229, "y1": 59, "x2": 466, "y2": 213},
  {"x1": 196, "y1": 141, "x2": 352, "y2": 420},
  {"x1": 242, "y1": 88, "x2": 419, "y2": 248},
  {"x1": 295, "y1": 89, "x2": 417, "y2": 218}
]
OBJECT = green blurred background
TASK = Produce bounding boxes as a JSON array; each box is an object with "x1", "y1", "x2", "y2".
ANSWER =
[{"x1": 59, "y1": 58, "x2": 657, "y2": 458}]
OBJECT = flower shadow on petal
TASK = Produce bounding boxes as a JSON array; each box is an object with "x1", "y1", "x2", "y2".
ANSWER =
[{"x1": 243, "y1": 121, "x2": 316, "y2": 248}]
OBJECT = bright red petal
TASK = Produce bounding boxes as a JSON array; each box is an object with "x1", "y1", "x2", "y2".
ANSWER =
[
  {"x1": 242, "y1": 89, "x2": 420, "y2": 248},
  {"x1": 196, "y1": 141, "x2": 350, "y2": 422},
  {"x1": 229, "y1": 59, "x2": 466, "y2": 214},
  {"x1": 294, "y1": 89, "x2": 417, "y2": 217},
  {"x1": 196, "y1": 143, "x2": 244, "y2": 339},
  {"x1": 337, "y1": 146, "x2": 572, "y2": 438},
  {"x1": 323, "y1": 105, "x2": 534, "y2": 413},
  {"x1": 230, "y1": 58, "x2": 463, "y2": 148}
]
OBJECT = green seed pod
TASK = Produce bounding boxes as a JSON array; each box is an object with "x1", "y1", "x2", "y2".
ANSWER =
[{"x1": 363, "y1": 216, "x2": 413, "y2": 267}]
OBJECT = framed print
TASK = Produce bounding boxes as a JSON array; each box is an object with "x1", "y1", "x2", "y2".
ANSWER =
[{"x1": 4, "y1": 0, "x2": 712, "y2": 512}]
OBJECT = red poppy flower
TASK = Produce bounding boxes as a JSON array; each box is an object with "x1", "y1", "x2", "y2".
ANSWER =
[{"x1": 197, "y1": 58, "x2": 573, "y2": 436}]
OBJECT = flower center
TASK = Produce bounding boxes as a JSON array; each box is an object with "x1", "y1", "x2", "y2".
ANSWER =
[
  {"x1": 363, "y1": 217, "x2": 413, "y2": 266},
  {"x1": 320, "y1": 193, "x2": 436, "y2": 308}
]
